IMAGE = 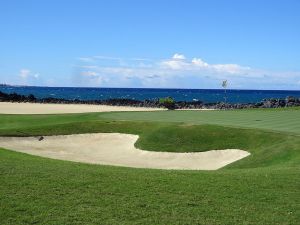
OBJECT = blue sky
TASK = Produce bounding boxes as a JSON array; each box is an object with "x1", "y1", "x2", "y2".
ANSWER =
[{"x1": 1, "y1": 0, "x2": 300, "y2": 89}]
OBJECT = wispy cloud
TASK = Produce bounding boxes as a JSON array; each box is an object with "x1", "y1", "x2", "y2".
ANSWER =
[
  {"x1": 78, "y1": 55, "x2": 151, "y2": 63},
  {"x1": 19, "y1": 69, "x2": 31, "y2": 78},
  {"x1": 19, "y1": 69, "x2": 39, "y2": 79},
  {"x1": 18, "y1": 68, "x2": 40, "y2": 85},
  {"x1": 78, "y1": 57, "x2": 95, "y2": 63},
  {"x1": 93, "y1": 56, "x2": 122, "y2": 61}
]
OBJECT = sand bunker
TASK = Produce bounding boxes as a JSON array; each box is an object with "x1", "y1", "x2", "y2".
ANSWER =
[
  {"x1": 0, "y1": 102, "x2": 164, "y2": 114},
  {"x1": 0, "y1": 133, "x2": 250, "y2": 170}
]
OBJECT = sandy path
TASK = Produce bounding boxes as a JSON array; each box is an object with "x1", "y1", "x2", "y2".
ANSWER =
[
  {"x1": 0, "y1": 133, "x2": 250, "y2": 170},
  {"x1": 0, "y1": 102, "x2": 164, "y2": 114}
]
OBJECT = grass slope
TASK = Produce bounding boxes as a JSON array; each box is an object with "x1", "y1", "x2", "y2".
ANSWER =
[
  {"x1": 0, "y1": 109, "x2": 299, "y2": 224},
  {"x1": 0, "y1": 116, "x2": 299, "y2": 169}
]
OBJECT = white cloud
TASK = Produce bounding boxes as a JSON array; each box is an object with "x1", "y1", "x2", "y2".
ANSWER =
[
  {"x1": 161, "y1": 59, "x2": 188, "y2": 70},
  {"x1": 19, "y1": 69, "x2": 31, "y2": 78},
  {"x1": 212, "y1": 64, "x2": 250, "y2": 74},
  {"x1": 172, "y1": 53, "x2": 186, "y2": 60},
  {"x1": 192, "y1": 58, "x2": 209, "y2": 67},
  {"x1": 161, "y1": 55, "x2": 249, "y2": 74},
  {"x1": 73, "y1": 54, "x2": 300, "y2": 89}
]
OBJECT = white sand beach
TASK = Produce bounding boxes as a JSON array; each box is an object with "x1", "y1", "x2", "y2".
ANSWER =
[
  {"x1": 0, "y1": 133, "x2": 250, "y2": 170},
  {"x1": 0, "y1": 102, "x2": 164, "y2": 114},
  {"x1": 0, "y1": 102, "x2": 215, "y2": 114}
]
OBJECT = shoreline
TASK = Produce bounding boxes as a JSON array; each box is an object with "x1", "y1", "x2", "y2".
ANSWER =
[{"x1": 1, "y1": 91, "x2": 300, "y2": 112}]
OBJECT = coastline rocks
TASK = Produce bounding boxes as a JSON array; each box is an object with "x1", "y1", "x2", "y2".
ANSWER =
[
  {"x1": 1, "y1": 91, "x2": 300, "y2": 110},
  {"x1": 260, "y1": 97, "x2": 300, "y2": 108}
]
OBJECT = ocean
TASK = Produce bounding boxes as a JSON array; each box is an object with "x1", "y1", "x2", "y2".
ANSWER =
[{"x1": 1, "y1": 86, "x2": 300, "y2": 104}]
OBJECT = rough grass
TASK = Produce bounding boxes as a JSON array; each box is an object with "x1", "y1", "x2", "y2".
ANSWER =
[{"x1": 0, "y1": 109, "x2": 299, "y2": 224}]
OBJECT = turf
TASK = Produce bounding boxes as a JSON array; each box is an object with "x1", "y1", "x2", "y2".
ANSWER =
[
  {"x1": 1, "y1": 150, "x2": 299, "y2": 225},
  {"x1": 100, "y1": 108, "x2": 300, "y2": 134},
  {"x1": 0, "y1": 109, "x2": 299, "y2": 224}
]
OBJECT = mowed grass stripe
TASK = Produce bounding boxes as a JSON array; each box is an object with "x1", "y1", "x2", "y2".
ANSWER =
[
  {"x1": 101, "y1": 109, "x2": 300, "y2": 134},
  {"x1": 1, "y1": 109, "x2": 299, "y2": 134}
]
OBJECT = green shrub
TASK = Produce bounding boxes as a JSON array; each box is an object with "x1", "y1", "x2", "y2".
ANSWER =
[{"x1": 159, "y1": 97, "x2": 176, "y2": 110}]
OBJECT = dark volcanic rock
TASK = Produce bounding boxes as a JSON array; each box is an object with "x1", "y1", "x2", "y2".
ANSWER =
[{"x1": 0, "y1": 91, "x2": 299, "y2": 110}]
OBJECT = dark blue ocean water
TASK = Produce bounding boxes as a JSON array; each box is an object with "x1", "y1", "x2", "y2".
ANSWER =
[{"x1": 1, "y1": 86, "x2": 300, "y2": 103}]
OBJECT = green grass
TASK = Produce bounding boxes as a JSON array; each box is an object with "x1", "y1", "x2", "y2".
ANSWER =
[
  {"x1": 0, "y1": 109, "x2": 300, "y2": 224},
  {"x1": 100, "y1": 108, "x2": 300, "y2": 134},
  {"x1": 1, "y1": 150, "x2": 299, "y2": 225}
]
